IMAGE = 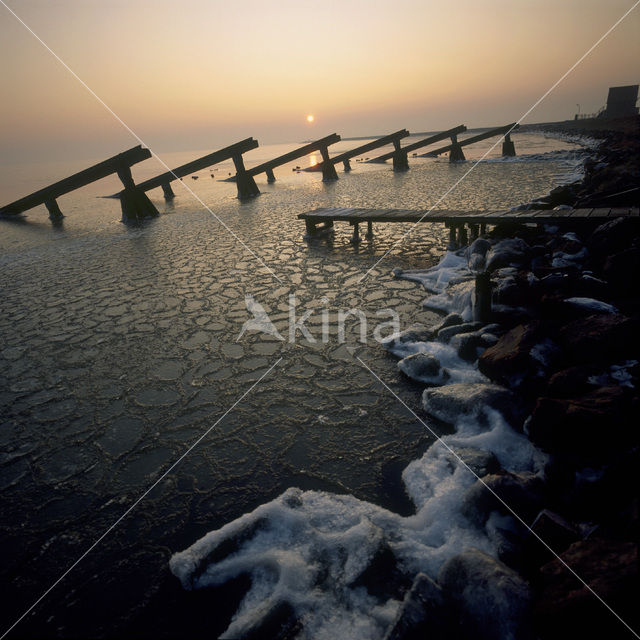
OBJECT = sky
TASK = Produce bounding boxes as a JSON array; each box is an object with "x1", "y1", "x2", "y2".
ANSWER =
[{"x1": 0, "y1": 0, "x2": 638, "y2": 165}]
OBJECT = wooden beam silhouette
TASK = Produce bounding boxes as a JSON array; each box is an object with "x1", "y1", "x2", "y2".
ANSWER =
[
  {"x1": 366, "y1": 125, "x2": 467, "y2": 169},
  {"x1": 419, "y1": 123, "x2": 519, "y2": 161},
  {"x1": 304, "y1": 130, "x2": 410, "y2": 173},
  {"x1": 131, "y1": 137, "x2": 259, "y2": 199},
  {"x1": 0, "y1": 146, "x2": 154, "y2": 221},
  {"x1": 227, "y1": 134, "x2": 342, "y2": 197}
]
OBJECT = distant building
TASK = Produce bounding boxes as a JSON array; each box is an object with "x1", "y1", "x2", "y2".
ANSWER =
[{"x1": 603, "y1": 85, "x2": 639, "y2": 118}]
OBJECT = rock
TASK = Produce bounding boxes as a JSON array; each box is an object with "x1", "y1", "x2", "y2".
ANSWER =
[
  {"x1": 557, "y1": 313, "x2": 638, "y2": 363},
  {"x1": 450, "y1": 332, "x2": 487, "y2": 361},
  {"x1": 449, "y1": 447, "x2": 501, "y2": 477},
  {"x1": 525, "y1": 509, "x2": 580, "y2": 567},
  {"x1": 478, "y1": 322, "x2": 544, "y2": 390},
  {"x1": 383, "y1": 573, "x2": 451, "y2": 640},
  {"x1": 586, "y1": 216, "x2": 638, "y2": 259},
  {"x1": 486, "y1": 238, "x2": 531, "y2": 272},
  {"x1": 398, "y1": 352, "x2": 441, "y2": 382},
  {"x1": 422, "y1": 383, "x2": 525, "y2": 429},
  {"x1": 603, "y1": 248, "x2": 640, "y2": 295},
  {"x1": 545, "y1": 365, "x2": 601, "y2": 397},
  {"x1": 492, "y1": 273, "x2": 539, "y2": 308},
  {"x1": 392, "y1": 324, "x2": 436, "y2": 344},
  {"x1": 469, "y1": 237, "x2": 492, "y2": 257},
  {"x1": 432, "y1": 312, "x2": 464, "y2": 335},
  {"x1": 534, "y1": 539, "x2": 639, "y2": 640},
  {"x1": 437, "y1": 321, "x2": 483, "y2": 343},
  {"x1": 350, "y1": 538, "x2": 412, "y2": 601},
  {"x1": 239, "y1": 601, "x2": 301, "y2": 640},
  {"x1": 438, "y1": 549, "x2": 533, "y2": 640},
  {"x1": 526, "y1": 386, "x2": 634, "y2": 458},
  {"x1": 461, "y1": 471, "x2": 546, "y2": 526}
]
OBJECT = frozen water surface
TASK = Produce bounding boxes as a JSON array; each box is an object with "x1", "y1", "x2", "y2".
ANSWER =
[{"x1": 0, "y1": 133, "x2": 581, "y2": 637}]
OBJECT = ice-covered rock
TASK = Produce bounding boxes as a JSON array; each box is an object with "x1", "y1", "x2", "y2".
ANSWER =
[
  {"x1": 422, "y1": 383, "x2": 524, "y2": 429},
  {"x1": 438, "y1": 549, "x2": 533, "y2": 640},
  {"x1": 398, "y1": 352, "x2": 441, "y2": 382}
]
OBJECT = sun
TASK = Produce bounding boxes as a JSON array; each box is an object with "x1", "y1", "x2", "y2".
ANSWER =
[{"x1": 306, "y1": 114, "x2": 314, "y2": 123}]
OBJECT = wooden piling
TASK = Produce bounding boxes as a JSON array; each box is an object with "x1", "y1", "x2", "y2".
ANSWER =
[
  {"x1": 44, "y1": 199, "x2": 64, "y2": 221},
  {"x1": 233, "y1": 153, "x2": 260, "y2": 199},
  {"x1": 473, "y1": 272, "x2": 492, "y2": 323},
  {"x1": 366, "y1": 221, "x2": 373, "y2": 238},
  {"x1": 392, "y1": 139, "x2": 410, "y2": 172},
  {"x1": 350, "y1": 221, "x2": 361, "y2": 244},
  {"x1": 117, "y1": 164, "x2": 159, "y2": 221},
  {"x1": 449, "y1": 135, "x2": 466, "y2": 162},
  {"x1": 502, "y1": 133, "x2": 516, "y2": 157},
  {"x1": 320, "y1": 145, "x2": 339, "y2": 181},
  {"x1": 161, "y1": 182, "x2": 176, "y2": 199}
]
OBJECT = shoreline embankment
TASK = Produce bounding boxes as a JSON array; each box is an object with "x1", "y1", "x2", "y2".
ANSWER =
[{"x1": 384, "y1": 116, "x2": 639, "y2": 639}]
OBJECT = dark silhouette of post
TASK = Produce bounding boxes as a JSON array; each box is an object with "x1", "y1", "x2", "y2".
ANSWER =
[
  {"x1": 502, "y1": 133, "x2": 516, "y2": 157},
  {"x1": 366, "y1": 126, "x2": 467, "y2": 170},
  {"x1": 226, "y1": 134, "x2": 342, "y2": 195},
  {"x1": 304, "y1": 130, "x2": 410, "y2": 173},
  {"x1": 123, "y1": 138, "x2": 260, "y2": 200},
  {"x1": 0, "y1": 145, "x2": 155, "y2": 222},
  {"x1": 421, "y1": 124, "x2": 519, "y2": 162}
]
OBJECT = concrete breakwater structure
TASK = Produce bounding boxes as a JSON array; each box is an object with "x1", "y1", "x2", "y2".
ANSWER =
[{"x1": 0, "y1": 123, "x2": 523, "y2": 222}]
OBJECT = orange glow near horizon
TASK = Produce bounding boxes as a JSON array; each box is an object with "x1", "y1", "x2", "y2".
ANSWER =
[{"x1": 1, "y1": 0, "x2": 639, "y2": 163}]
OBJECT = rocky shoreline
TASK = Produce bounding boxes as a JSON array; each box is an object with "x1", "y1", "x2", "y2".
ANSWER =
[
  {"x1": 168, "y1": 124, "x2": 638, "y2": 640},
  {"x1": 385, "y1": 120, "x2": 639, "y2": 639}
]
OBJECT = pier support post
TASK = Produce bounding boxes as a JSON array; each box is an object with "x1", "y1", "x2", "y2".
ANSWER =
[
  {"x1": 366, "y1": 221, "x2": 373, "y2": 238},
  {"x1": 117, "y1": 165, "x2": 159, "y2": 222},
  {"x1": 343, "y1": 158, "x2": 352, "y2": 172},
  {"x1": 266, "y1": 168, "x2": 276, "y2": 183},
  {"x1": 473, "y1": 272, "x2": 492, "y2": 323},
  {"x1": 161, "y1": 182, "x2": 176, "y2": 199},
  {"x1": 502, "y1": 133, "x2": 516, "y2": 157},
  {"x1": 44, "y1": 198, "x2": 64, "y2": 221},
  {"x1": 233, "y1": 154, "x2": 260, "y2": 199},
  {"x1": 469, "y1": 224, "x2": 479, "y2": 240},
  {"x1": 449, "y1": 135, "x2": 466, "y2": 163},
  {"x1": 320, "y1": 146, "x2": 338, "y2": 181},
  {"x1": 392, "y1": 139, "x2": 409, "y2": 171},
  {"x1": 457, "y1": 224, "x2": 468, "y2": 246},
  {"x1": 447, "y1": 223, "x2": 457, "y2": 249},
  {"x1": 350, "y1": 222, "x2": 361, "y2": 244}
]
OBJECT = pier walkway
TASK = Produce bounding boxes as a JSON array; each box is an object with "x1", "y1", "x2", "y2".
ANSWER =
[{"x1": 298, "y1": 206, "x2": 639, "y2": 243}]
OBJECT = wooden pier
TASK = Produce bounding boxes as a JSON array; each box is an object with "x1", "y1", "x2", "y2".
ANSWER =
[
  {"x1": 0, "y1": 146, "x2": 156, "y2": 222},
  {"x1": 303, "y1": 130, "x2": 410, "y2": 173},
  {"x1": 366, "y1": 125, "x2": 468, "y2": 170},
  {"x1": 298, "y1": 206, "x2": 639, "y2": 244},
  {"x1": 227, "y1": 134, "x2": 342, "y2": 198},
  {"x1": 420, "y1": 123, "x2": 519, "y2": 161},
  {"x1": 127, "y1": 138, "x2": 259, "y2": 200}
]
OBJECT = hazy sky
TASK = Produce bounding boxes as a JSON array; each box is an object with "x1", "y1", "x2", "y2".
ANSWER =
[{"x1": 1, "y1": 0, "x2": 638, "y2": 164}]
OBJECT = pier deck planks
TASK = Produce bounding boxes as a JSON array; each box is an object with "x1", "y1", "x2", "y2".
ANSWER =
[{"x1": 298, "y1": 206, "x2": 639, "y2": 228}]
